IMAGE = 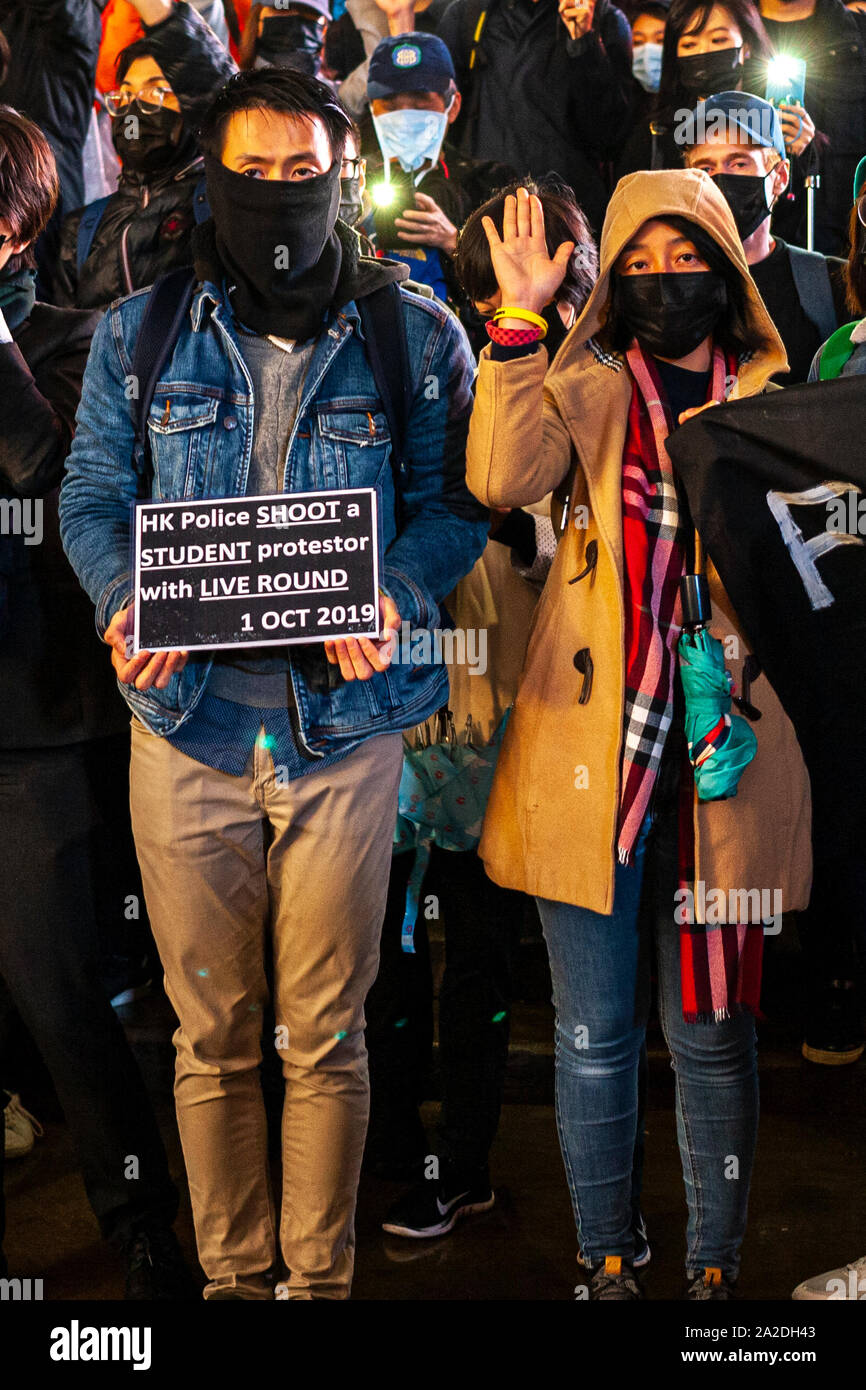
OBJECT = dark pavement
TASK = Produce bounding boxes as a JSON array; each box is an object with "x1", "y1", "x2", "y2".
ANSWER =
[{"x1": 4, "y1": 924, "x2": 865, "y2": 1302}]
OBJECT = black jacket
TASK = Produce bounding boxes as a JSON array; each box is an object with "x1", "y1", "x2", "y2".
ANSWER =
[
  {"x1": 0, "y1": 0, "x2": 102, "y2": 296},
  {"x1": 55, "y1": 0, "x2": 236, "y2": 310},
  {"x1": 437, "y1": 0, "x2": 634, "y2": 237},
  {"x1": 0, "y1": 303, "x2": 130, "y2": 747},
  {"x1": 763, "y1": 0, "x2": 866, "y2": 256}
]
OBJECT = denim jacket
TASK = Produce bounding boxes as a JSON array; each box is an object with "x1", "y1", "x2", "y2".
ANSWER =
[{"x1": 59, "y1": 266, "x2": 489, "y2": 755}]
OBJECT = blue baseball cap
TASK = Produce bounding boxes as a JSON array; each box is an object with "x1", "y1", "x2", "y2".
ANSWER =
[
  {"x1": 366, "y1": 33, "x2": 456, "y2": 101},
  {"x1": 853, "y1": 155, "x2": 866, "y2": 200},
  {"x1": 678, "y1": 91, "x2": 787, "y2": 163}
]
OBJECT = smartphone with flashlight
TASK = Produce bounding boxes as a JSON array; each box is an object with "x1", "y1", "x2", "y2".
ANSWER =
[
  {"x1": 765, "y1": 56, "x2": 807, "y2": 109},
  {"x1": 371, "y1": 170, "x2": 415, "y2": 249}
]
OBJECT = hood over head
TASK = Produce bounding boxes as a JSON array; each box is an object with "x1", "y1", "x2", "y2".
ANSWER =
[
  {"x1": 558, "y1": 168, "x2": 787, "y2": 395},
  {"x1": 115, "y1": 0, "x2": 237, "y2": 128}
]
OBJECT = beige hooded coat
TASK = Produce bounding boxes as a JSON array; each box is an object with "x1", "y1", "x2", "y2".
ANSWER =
[{"x1": 465, "y1": 168, "x2": 812, "y2": 918}]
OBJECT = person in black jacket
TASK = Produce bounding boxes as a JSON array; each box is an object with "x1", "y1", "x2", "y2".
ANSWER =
[
  {"x1": 0, "y1": 105, "x2": 192, "y2": 1299},
  {"x1": 760, "y1": 0, "x2": 866, "y2": 255},
  {"x1": 0, "y1": 0, "x2": 103, "y2": 300},
  {"x1": 436, "y1": 0, "x2": 634, "y2": 237},
  {"x1": 55, "y1": 0, "x2": 236, "y2": 310}
]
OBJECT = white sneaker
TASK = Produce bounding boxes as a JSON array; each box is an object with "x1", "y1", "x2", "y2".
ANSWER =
[
  {"x1": 4, "y1": 1092, "x2": 44, "y2": 1159},
  {"x1": 792, "y1": 1255, "x2": 866, "y2": 1300}
]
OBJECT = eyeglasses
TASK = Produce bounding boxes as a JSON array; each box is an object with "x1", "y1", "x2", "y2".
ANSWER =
[
  {"x1": 104, "y1": 84, "x2": 174, "y2": 118},
  {"x1": 341, "y1": 157, "x2": 364, "y2": 180},
  {"x1": 0, "y1": 234, "x2": 9, "y2": 250}
]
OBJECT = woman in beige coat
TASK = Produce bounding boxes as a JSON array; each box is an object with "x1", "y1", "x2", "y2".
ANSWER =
[{"x1": 466, "y1": 169, "x2": 812, "y2": 1300}]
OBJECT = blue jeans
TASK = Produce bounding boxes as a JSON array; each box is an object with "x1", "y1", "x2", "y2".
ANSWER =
[{"x1": 536, "y1": 806, "x2": 758, "y2": 1279}]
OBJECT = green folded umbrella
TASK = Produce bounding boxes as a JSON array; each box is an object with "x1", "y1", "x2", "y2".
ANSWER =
[{"x1": 678, "y1": 628, "x2": 757, "y2": 801}]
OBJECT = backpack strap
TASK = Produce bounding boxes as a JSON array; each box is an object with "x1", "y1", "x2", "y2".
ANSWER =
[
  {"x1": 787, "y1": 243, "x2": 839, "y2": 345},
  {"x1": 76, "y1": 195, "x2": 112, "y2": 273},
  {"x1": 357, "y1": 281, "x2": 411, "y2": 528},
  {"x1": 818, "y1": 321, "x2": 860, "y2": 380},
  {"x1": 130, "y1": 267, "x2": 198, "y2": 498},
  {"x1": 192, "y1": 175, "x2": 210, "y2": 225}
]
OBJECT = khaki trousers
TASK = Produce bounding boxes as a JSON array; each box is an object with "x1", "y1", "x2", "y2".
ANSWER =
[{"x1": 129, "y1": 719, "x2": 403, "y2": 1299}]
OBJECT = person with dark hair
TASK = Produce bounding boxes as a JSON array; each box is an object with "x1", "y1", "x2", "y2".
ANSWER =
[
  {"x1": 811, "y1": 155, "x2": 866, "y2": 376},
  {"x1": 0, "y1": 104, "x2": 191, "y2": 1299},
  {"x1": 365, "y1": 176, "x2": 597, "y2": 1237},
  {"x1": 364, "y1": 33, "x2": 513, "y2": 332},
  {"x1": 682, "y1": 91, "x2": 846, "y2": 381},
  {"x1": 238, "y1": 0, "x2": 333, "y2": 80},
  {"x1": 437, "y1": 0, "x2": 634, "y2": 237},
  {"x1": 759, "y1": 0, "x2": 866, "y2": 255},
  {"x1": 629, "y1": 0, "x2": 670, "y2": 113},
  {"x1": 60, "y1": 65, "x2": 488, "y2": 1299},
  {"x1": 55, "y1": 0, "x2": 236, "y2": 310},
  {"x1": 617, "y1": 0, "x2": 789, "y2": 177},
  {"x1": 464, "y1": 171, "x2": 812, "y2": 1299},
  {"x1": 0, "y1": 0, "x2": 103, "y2": 299}
]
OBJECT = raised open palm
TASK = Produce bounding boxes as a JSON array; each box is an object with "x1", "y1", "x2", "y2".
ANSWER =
[{"x1": 481, "y1": 187, "x2": 575, "y2": 316}]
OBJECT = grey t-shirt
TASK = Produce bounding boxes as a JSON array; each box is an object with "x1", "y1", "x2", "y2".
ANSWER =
[{"x1": 207, "y1": 333, "x2": 315, "y2": 706}]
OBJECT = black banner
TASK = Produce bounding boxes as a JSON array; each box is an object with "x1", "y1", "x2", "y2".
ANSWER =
[{"x1": 668, "y1": 379, "x2": 866, "y2": 861}]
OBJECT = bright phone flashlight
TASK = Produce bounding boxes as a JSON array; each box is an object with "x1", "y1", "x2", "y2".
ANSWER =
[
  {"x1": 372, "y1": 182, "x2": 396, "y2": 207},
  {"x1": 767, "y1": 56, "x2": 799, "y2": 84}
]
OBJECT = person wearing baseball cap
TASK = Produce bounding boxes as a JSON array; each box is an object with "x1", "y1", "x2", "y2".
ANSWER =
[
  {"x1": 681, "y1": 89, "x2": 847, "y2": 383},
  {"x1": 364, "y1": 32, "x2": 513, "y2": 325}
]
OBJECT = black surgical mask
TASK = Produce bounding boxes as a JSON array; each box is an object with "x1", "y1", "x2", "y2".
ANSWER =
[
  {"x1": 255, "y1": 15, "x2": 324, "y2": 73},
  {"x1": 203, "y1": 153, "x2": 342, "y2": 340},
  {"x1": 111, "y1": 105, "x2": 184, "y2": 176},
  {"x1": 338, "y1": 176, "x2": 364, "y2": 226},
  {"x1": 712, "y1": 171, "x2": 773, "y2": 241},
  {"x1": 615, "y1": 270, "x2": 728, "y2": 359},
  {"x1": 676, "y1": 45, "x2": 742, "y2": 98}
]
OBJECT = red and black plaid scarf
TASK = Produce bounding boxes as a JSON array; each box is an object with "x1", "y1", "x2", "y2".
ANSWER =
[{"x1": 619, "y1": 341, "x2": 763, "y2": 1023}]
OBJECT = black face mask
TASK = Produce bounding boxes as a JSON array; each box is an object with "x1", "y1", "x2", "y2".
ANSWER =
[
  {"x1": 712, "y1": 171, "x2": 773, "y2": 241},
  {"x1": 203, "y1": 153, "x2": 342, "y2": 340},
  {"x1": 255, "y1": 16, "x2": 324, "y2": 73},
  {"x1": 615, "y1": 270, "x2": 728, "y2": 359},
  {"x1": 338, "y1": 176, "x2": 364, "y2": 226},
  {"x1": 111, "y1": 106, "x2": 184, "y2": 176},
  {"x1": 676, "y1": 45, "x2": 742, "y2": 98}
]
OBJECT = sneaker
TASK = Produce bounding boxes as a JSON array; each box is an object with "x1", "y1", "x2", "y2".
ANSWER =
[
  {"x1": 686, "y1": 1268, "x2": 736, "y2": 1300},
  {"x1": 124, "y1": 1225, "x2": 198, "y2": 1301},
  {"x1": 4, "y1": 1093, "x2": 44, "y2": 1160},
  {"x1": 802, "y1": 979, "x2": 864, "y2": 1066},
  {"x1": 584, "y1": 1256, "x2": 643, "y2": 1301},
  {"x1": 104, "y1": 955, "x2": 153, "y2": 1010},
  {"x1": 792, "y1": 1255, "x2": 866, "y2": 1301},
  {"x1": 381, "y1": 1167, "x2": 495, "y2": 1239}
]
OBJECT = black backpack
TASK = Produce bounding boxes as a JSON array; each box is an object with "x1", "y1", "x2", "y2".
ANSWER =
[{"x1": 129, "y1": 267, "x2": 412, "y2": 525}]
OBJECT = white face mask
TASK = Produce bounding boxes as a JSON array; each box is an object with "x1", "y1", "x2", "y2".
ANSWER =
[
  {"x1": 632, "y1": 42, "x2": 663, "y2": 93},
  {"x1": 372, "y1": 105, "x2": 451, "y2": 181}
]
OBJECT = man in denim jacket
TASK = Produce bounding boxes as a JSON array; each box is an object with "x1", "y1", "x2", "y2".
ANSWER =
[{"x1": 60, "y1": 67, "x2": 487, "y2": 1301}]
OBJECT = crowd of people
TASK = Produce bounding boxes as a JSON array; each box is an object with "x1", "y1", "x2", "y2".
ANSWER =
[{"x1": 0, "y1": 0, "x2": 864, "y2": 1306}]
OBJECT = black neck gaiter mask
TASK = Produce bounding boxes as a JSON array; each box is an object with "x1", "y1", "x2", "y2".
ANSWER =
[
  {"x1": 676, "y1": 45, "x2": 742, "y2": 98},
  {"x1": 203, "y1": 153, "x2": 343, "y2": 340},
  {"x1": 615, "y1": 270, "x2": 728, "y2": 359}
]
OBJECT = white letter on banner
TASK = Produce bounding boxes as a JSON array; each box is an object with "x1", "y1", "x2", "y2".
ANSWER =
[{"x1": 766, "y1": 482, "x2": 864, "y2": 610}]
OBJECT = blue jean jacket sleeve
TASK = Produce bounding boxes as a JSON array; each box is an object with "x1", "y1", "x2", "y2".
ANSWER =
[
  {"x1": 380, "y1": 303, "x2": 489, "y2": 629},
  {"x1": 59, "y1": 303, "x2": 139, "y2": 636}
]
